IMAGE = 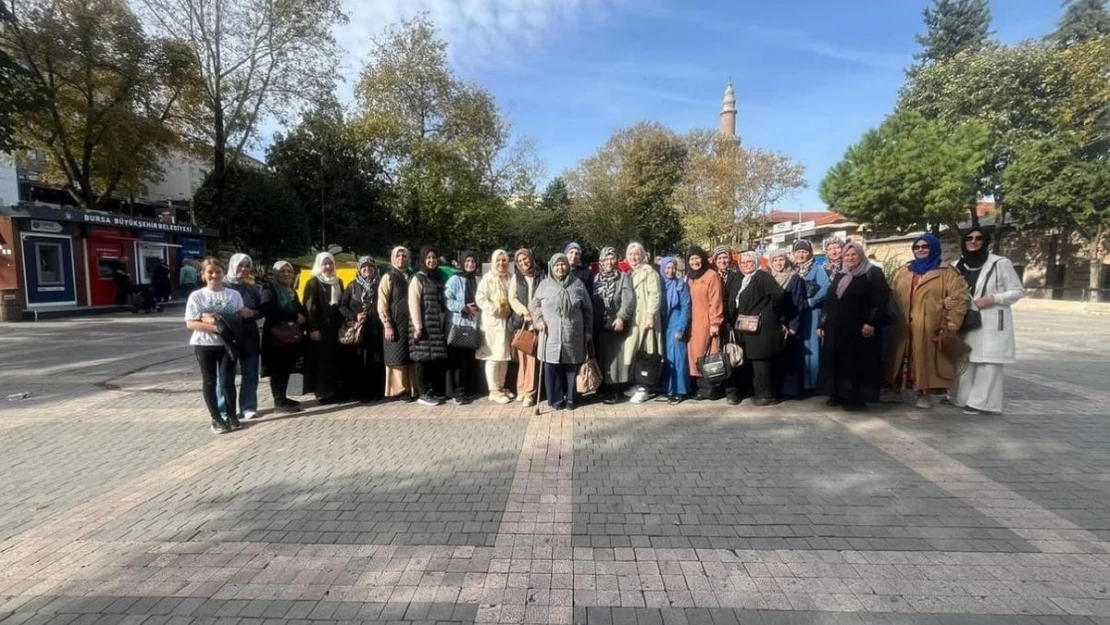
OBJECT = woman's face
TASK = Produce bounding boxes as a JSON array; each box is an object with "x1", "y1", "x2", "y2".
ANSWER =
[
  {"x1": 714, "y1": 253, "x2": 730, "y2": 271},
  {"x1": 552, "y1": 259, "x2": 569, "y2": 279},
  {"x1": 278, "y1": 265, "x2": 295, "y2": 286},
  {"x1": 793, "y1": 249, "x2": 811, "y2": 265},
  {"x1": 964, "y1": 230, "x2": 985, "y2": 253},
  {"x1": 321, "y1": 258, "x2": 336, "y2": 276},
  {"x1": 912, "y1": 240, "x2": 932, "y2": 260},
  {"x1": 566, "y1": 248, "x2": 581, "y2": 266},
  {"x1": 739, "y1": 257, "x2": 757, "y2": 274},
  {"x1": 360, "y1": 264, "x2": 375, "y2": 279},
  {"x1": 203, "y1": 264, "x2": 223, "y2": 287},
  {"x1": 844, "y1": 247, "x2": 862, "y2": 270},
  {"x1": 495, "y1": 255, "x2": 509, "y2": 273},
  {"x1": 424, "y1": 251, "x2": 438, "y2": 271},
  {"x1": 601, "y1": 253, "x2": 616, "y2": 272},
  {"x1": 517, "y1": 254, "x2": 533, "y2": 273},
  {"x1": 463, "y1": 256, "x2": 478, "y2": 273},
  {"x1": 392, "y1": 252, "x2": 408, "y2": 270},
  {"x1": 771, "y1": 256, "x2": 788, "y2": 272},
  {"x1": 627, "y1": 247, "x2": 643, "y2": 266},
  {"x1": 688, "y1": 255, "x2": 703, "y2": 272},
  {"x1": 826, "y1": 243, "x2": 843, "y2": 261},
  {"x1": 664, "y1": 262, "x2": 677, "y2": 279},
  {"x1": 236, "y1": 260, "x2": 252, "y2": 279}
]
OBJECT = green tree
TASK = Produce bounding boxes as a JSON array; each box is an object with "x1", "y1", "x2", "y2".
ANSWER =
[
  {"x1": 1052, "y1": 0, "x2": 1110, "y2": 47},
  {"x1": 193, "y1": 165, "x2": 311, "y2": 261},
  {"x1": 1, "y1": 0, "x2": 191, "y2": 209},
  {"x1": 539, "y1": 177, "x2": 571, "y2": 212},
  {"x1": 0, "y1": 2, "x2": 38, "y2": 153},
  {"x1": 565, "y1": 122, "x2": 687, "y2": 255},
  {"x1": 820, "y1": 110, "x2": 990, "y2": 233},
  {"x1": 913, "y1": 0, "x2": 992, "y2": 69},
  {"x1": 267, "y1": 98, "x2": 393, "y2": 255}
]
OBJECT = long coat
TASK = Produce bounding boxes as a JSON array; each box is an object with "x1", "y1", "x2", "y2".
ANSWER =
[
  {"x1": 686, "y1": 271, "x2": 724, "y2": 377},
  {"x1": 661, "y1": 280, "x2": 692, "y2": 396},
  {"x1": 963, "y1": 255, "x2": 1024, "y2": 364},
  {"x1": 819, "y1": 266, "x2": 890, "y2": 403},
  {"x1": 592, "y1": 272, "x2": 635, "y2": 385},
  {"x1": 303, "y1": 276, "x2": 344, "y2": 398},
  {"x1": 531, "y1": 276, "x2": 594, "y2": 365},
  {"x1": 475, "y1": 272, "x2": 513, "y2": 361},
  {"x1": 799, "y1": 263, "x2": 831, "y2": 390},
  {"x1": 622, "y1": 264, "x2": 662, "y2": 367},
  {"x1": 887, "y1": 264, "x2": 970, "y2": 389},
  {"x1": 727, "y1": 271, "x2": 786, "y2": 362},
  {"x1": 777, "y1": 274, "x2": 809, "y2": 397}
]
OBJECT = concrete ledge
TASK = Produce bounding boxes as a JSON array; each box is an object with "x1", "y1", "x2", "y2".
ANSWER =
[
  {"x1": 19, "y1": 301, "x2": 185, "y2": 322},
  {"x1": 1015, "y1": 298, "x2": 1110, "y2": 315}
]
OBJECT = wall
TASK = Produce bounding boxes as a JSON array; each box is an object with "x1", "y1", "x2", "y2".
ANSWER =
[
  {"x1": 143, "y1": 151, "x2": 207, "y2": 203},
  {"x1": 0, "y1": 217, "x2": 17, "y2": 290}
]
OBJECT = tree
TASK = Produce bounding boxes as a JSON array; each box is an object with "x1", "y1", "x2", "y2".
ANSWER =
[
  {"x1": 820, "y1": 110, "x2": 990, "y2": 233},
  {"x1": 674, "y1": 129, "x2": 806, "y2": 247},
  {"x1": 539, "y1": 177, "x2": 570, "y2": 212},
  {"x1": 138, "y1": 0, "x2": 347, "y2": 182},
  {"x1": 1052, "y1": 0, "x2": 1110, "y2": 47},
  {"x1": 192, "y1": 165, "x2": 311, "y2": 261},
  {"x1": 1, "y1": 0, "x2": 190, "y2": 209},
  {"x1": 267, "y1": 98, "x2": 393, "y2": 255},
  {"x1": 0, "y1": 2, "x2": 37, "y2": 152},
  {"x1": 353, "y1": 15, "x2": 537, "y2": 251},
  {"x1": 564, "y1": 122, "x2": 687, "y2": 255},
  {"x1": 913, "y1": 0, "x2": 992, "y2": 69}
]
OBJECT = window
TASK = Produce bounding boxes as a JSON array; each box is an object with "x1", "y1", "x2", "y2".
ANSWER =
[{"x1": 35, "y1": 242, "x2": 65, "y2": 285}]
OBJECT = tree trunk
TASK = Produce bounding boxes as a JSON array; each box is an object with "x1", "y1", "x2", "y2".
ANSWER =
[{"x1": 1089, "y1": 225, "x2": 1106, "y2": 303}]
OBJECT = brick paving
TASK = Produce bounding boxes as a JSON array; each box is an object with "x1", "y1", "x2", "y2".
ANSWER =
[{"x1": 0, "y1": 308, "x2": 1109, "y2": 624}]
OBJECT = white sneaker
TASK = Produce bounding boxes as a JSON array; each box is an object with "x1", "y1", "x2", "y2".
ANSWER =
[
  {"x1": 622, "y1": 387, "x2": 637, "y2": 398},
  {"x1": 242, "y1": 410, "x2": 259, "y2": 421},
  {"x1": 914, "y1": 394, "x2": 932, "y2": 410},
  {"x1": 629, "y1": 390, "x2": 650, "y2": 404},
  {"x1": 490, "y1": 392, "x2": 511, "y2": 405},
  {"x1": 417, "y1": 395, "x2": 442, "y2": 407}
]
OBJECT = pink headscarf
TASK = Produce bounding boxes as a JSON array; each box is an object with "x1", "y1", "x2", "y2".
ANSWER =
[{"x1": 835, "y1": 241, "x2": 870, "y2": 299}]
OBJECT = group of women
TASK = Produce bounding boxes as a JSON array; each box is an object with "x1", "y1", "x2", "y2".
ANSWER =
[{"x1": 184, "y1": 228, "x2": 1024, "y2": 433}]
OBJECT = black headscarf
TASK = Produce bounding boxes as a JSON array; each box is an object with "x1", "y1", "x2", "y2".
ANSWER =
[
  {"x1": 418, "y1": 246, "x2": 441, "y2": 282},
  {"x1": 957, "y1": 228, "x2": 992, "y2": 291},
  {"x1": 685, "y1": 246, "x2": 711, "y2": 281},
  {"x1": 459, "y1": 250, "x2": 479, "y2": 305}
]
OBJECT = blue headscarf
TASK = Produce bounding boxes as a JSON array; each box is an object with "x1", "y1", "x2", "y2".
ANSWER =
[
  {"x1": 909, "y1": 233, "x2": 942, "y2": 275},
  {"x1": 661, "y1": 256, "x2": 685, "y2": 311}
]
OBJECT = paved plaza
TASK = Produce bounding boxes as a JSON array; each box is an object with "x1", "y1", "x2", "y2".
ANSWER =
[{"x1": 0, "y1": 306, "x2": 1108, "y2": 624}]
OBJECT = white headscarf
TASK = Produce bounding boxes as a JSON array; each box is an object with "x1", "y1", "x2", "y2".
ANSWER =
[
  {"x1": 482, "y1": 249, "x2": 511, "y2": 302},
  {"x1": 625, "y1": 242, "x2": 649, "y2": 268},
  {"x1": 311, "y1": 252, "x2": 341, "y2": 306},
  {"x1": 224, "y1": 253, "x2": 253, "y2": 285},
  {"x1": 738, "y1": 251, "x2": 760, "y2": 294}
]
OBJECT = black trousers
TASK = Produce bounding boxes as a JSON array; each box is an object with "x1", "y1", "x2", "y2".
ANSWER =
[
  {"x1": 267, "y1": 345, "x2": 299, "y2": 403},
  {"x1": 416, "y1": 360, "x2": 447, "y2": 398},
  {"x1": 731, "y1": 359, "x2": 777, "y2": 401},
  {"x1": 543, "y1": 362, "x2": 578, "y2": 408},
  {"x1": 196, "y1": 346, "x2": 236, "y2": 422},
  {"x1": 446, "y1": 347, "x2": 475, "y2": 399}
]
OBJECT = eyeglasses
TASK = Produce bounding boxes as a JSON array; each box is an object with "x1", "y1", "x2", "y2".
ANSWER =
[
  {"x1": 965, "y1": 235, "x2": 984, "y2": 242},
  {"x1": 912, "y1": 244, "x2": 931, "y2": 250}
]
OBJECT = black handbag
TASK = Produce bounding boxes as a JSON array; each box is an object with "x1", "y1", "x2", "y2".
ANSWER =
[
  {"x1": 697, "y1": 339, "x2": 731, "y2": 386},
  {"x1": 959, "y1": 262, "x2": 997, "y2": 334},
  {"x1": 447, "y1": 323, "x2": 481, "y2": 350},
  {"x1": 632, "y1": 331, "x2": 662, "y2": 389}
]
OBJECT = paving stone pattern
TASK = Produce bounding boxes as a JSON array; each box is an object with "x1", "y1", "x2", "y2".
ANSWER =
[{"x1": 0, "y1": 310, "x2": 1109, "y2": 625}]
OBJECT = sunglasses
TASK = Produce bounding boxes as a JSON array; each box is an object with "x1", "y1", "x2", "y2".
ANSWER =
[
  {"x1": 912, "y1": 244, "x2": 931, "y2": 250},
  {"x1": 965, "y1": 235, "x2": 984, "y2": 242}
]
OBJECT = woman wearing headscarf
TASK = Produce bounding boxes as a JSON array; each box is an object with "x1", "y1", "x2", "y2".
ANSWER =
[
  {"x1": 260, "y1": 260, "x2": 307, "y2": 413},
  {"x1": 378, "y1": 247, "x2": 416, "y2": 402},
  {"x1": 727, "y1": 251, "x2": 787, "y2": 406},
  {"x1": 591, "y1": 246, "x2": 635, "y2": 403},
  {"x1": 509, "y1": 248, "x2": 546, "y2": 407},
  {"x1": 888, "y1": 233, "x2": 969, "y2": 409},
  {"x1": 822, "y1": 236, "x2": 845, "y2": 279},
  {"x1": 444, "y1": 251, "x2": 481, "y2": 404},
  {"x1": 339, "y1": 256, "x2": 384, "y2": 403},
  {"x1": 216, "y1": 253, "x2": 263, "y2": 419},
  {"x1": 565, "y1": 242, "x2": 594, "y2": 293},
  {"x1": 660, "y1": 256, "x2": 691, "y2": 404},
  {"x1": 623, "y1": 242, "x2": 662, "y2": 403},
  {"x1": 685, "y1": 247, "x2": 725, "y2": 400},
  {"x1": 409, "y1": 246, "x2": 449, "y2": 406},
  {"x1": 303, "y1": 252, "x2": 344, "y2": 404},
  {"x1": 792, "y1": 240, "x2": 831, "y2": 393},
  {"x1": 531, "y1": 253, "x2": 594, "y2": 411},
  {"x1": 817, "y1": 242, "x2": 891, "y2": 410},
  {"x1": 951, "y1": 228, "x2": 1024, "y2": 414},
  {"x1": 767, "y1": 249, "x2": 808, "y2": 399},
  {"x1": 476, "y1": 249, "x2": 515, "y2": 403}
]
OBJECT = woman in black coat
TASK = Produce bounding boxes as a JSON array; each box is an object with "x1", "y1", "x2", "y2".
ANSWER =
[
  {"x1": 339, "y1": 256, "x2": 385, "y2": 403},
  {"x1": 261, "y1": 261, "x2": 307, "y2": 413},
  {"x1": 408, "y1": 246, "x2": 449, "y2": 407},
  {"x1": 303, "y1": 252, "x2": 344, "y2": 404},
  {"x1": 727, "y1": 251, "x2": 787, "y2": 406},
  {"x1": 818, "y1": 242, "x2": 891, "y2": 411}
]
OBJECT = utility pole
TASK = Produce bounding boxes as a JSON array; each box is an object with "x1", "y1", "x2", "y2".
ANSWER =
[{"x1": 319, "y1": 152, "x2": 326, "y2": 249}]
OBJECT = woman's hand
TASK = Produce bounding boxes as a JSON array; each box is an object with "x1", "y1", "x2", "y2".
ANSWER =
[
  {"x1": 973, "y1": 295, "x2": 995, "y2": 310},
  {"x1": 524, "y1": 314, "x2": 533, "y2": 325},
  {"x1": 357, "y1": 312, "x2": 368, "y2": 323},
  {"x1": 413, "y1": 328, "x2": 424, "y2": 341},
  {"x1": 710, "y1": 326, "x2": 720, "y2": 338},
  {"x1": 644, "y1": 321, "x2": 654, "y2": 331},
  {"x1": 201, "y1": 313, "x2": 216, "y2": 325},
  {"x1": 942, "y1": 296, "x2": 958, "y2": 311},
  {"x1": 296, "y1": 313, "x2": 306, "y2": 325},
  {"x1": 384, "y1": 327, "x2": 396, "y2": 342},
  {"x1": 310, "y1": 330, "x2": 321, "y2": 341},
  {"x1": 946, "y1": 322, "x2": 958, "y2": 332},
  {"x1": 612, "y1": 318, "x2": 625, "y2": 332},
  {"x1": 861, "y1": 324, "x2": 875, "y2": 338},
  {"x1": 817, "y1": 328, "x2": 825, "y2": 340},
  {"x1": 467, "y1": 303, "x2": 480, "y2": 317},
  {"x1": 534, "y1": 321, "x2": 546, "y2": 333},
  {"x1": 239, "y1": 308, "x2": 255, "y2": 319}
]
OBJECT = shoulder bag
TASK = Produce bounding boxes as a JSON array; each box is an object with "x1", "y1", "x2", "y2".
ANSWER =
[
  {"x1": 447, "y1": 322, "x2": 481, "y2": 350},
  {"x1": 735, "y1": 314, "x2": 760, "y2": 334},
  {"x1": 697, "y1": 338, "x2": 731, "y2": 386},
  {"x1": 576, "y1": 344, "x2": 603, "y2": 395},
  {"x1": 632, "y1": 330, "x2": 663, "y2": 389},
  {"x1": 339, "y1": 320, "x2": 364, "y2": 345},
  {"x1": 959, "y1": 262, "x2": 998, "y2": 334},
  {"x1": 511, "y1": 322, "x2": 538, "y2": 355},
  {"x1": 271, "y1": 321, "x2": 303, "y2": 347}
]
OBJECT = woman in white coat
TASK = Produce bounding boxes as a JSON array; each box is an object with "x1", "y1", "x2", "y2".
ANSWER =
[
  {"x1": 951, "y1": 228, "x2": 1024, "y2": 414},
  {"x1": 623, "y1": 242, "x2": 662, "y2": 404},
  {"x1": 476, "y1": 249, "x2": 515, "y2": 404}
]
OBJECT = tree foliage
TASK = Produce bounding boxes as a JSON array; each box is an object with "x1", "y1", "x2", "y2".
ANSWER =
[
  {"x1": 820, "y1": 110, "x2": 990, "y2": 232},
  {"x1": 564, "y1": 122, "x2": 687, "y2": 256},
  {"x1": 1052, "y1": 0, "x2": 1110, "y2": 47},
  {"x1": 193, "y1": 165, "x2": 311, "y2": 261},
  {"x1": 913, "y1": 0, "x2": 992, "y2": 69},
  {"x1": 674, "y1": 129, "x2": 806, "y2": 247},
  {"x1": 138, "y1": 0, "x2": 347, "y2": 180},
  {"x1": 1, "y1": 0, "x2": 191, "y2": 209},
  {"x1": 0, "y1": 2, "x2": 38, "y2": 153},
  {"x1": 267, "y1": 98, "x2": 393, "y2": 255}
]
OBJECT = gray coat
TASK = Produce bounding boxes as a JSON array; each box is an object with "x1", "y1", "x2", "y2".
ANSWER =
[{"x1": 531, "y1": 276, "x2": 594, "y2": 365}]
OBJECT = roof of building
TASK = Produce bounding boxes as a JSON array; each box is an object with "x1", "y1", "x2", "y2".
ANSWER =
[{"x1": 765, "y1": 211, "x2": 847, "y2": 227}]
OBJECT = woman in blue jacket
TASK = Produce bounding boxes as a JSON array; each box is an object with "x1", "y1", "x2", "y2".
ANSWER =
[
  {"x1": 792, "y1": 241, "x2": 830, "y2": 394},
  {"x1": 659, "y1": 256, "x2": 691, "y2": 404},
  {"x1": 444, "y1": 251, "x2": 480, "y2": 404}
]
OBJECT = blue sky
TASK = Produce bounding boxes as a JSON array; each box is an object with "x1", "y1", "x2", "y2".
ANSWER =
[{"x1": 330, "y1": 0, "x2": 1064, "y2": 210}]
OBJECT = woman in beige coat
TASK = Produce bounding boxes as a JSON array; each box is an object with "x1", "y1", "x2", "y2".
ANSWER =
[
  {"x1": 887, "y1": 234, "x2": 969, "y2": 409},
  {"x1": 476, "y1": 249, "x2": 514, "y2": 404},
  {"x1": 623, "y1": 242, "x2": 662, "y2": 403}
]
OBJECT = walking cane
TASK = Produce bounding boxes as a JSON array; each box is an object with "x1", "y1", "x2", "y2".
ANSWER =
[{"x1": 533, "y1": 329, "x2": 545, "y2": 416}]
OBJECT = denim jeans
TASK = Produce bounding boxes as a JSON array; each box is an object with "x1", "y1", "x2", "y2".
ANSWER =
[
  {"x1": 217, "y1": 352, "x2": 259, "y2": 416},
  {"x1": 196, "y1": 346, "x2": 236, "y2": 423}
]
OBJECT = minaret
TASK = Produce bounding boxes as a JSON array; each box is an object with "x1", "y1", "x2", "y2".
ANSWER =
[{"x1": 719, "y1": 80, "x2": 738, "y2": 139}]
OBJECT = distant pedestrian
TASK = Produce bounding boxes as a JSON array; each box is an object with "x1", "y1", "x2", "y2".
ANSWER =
[
  {"x1": 178, "y1": 259, "x2": 197, "y2": 299},
  {"x1": 111, "y1": 255, "x2": 133, "y2": 305},
  {"x1": 184, "y1": 257, "x2": 244, "y2": 434},
  {"x1": 152, "y1": 258, "x2": 172, "y2": 303}
]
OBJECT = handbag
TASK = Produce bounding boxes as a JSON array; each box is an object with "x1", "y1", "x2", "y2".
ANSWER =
[
  {"x1": 270, "y1": 321, "x2": 303, "y2": 347},
  {"x1": 576, "y1": 345, "x2": 603, "y2": 395},
  {"x1": 632, "y1": 331, "x2": 663, "y2": 389},
  {"x1": 339, "y1": 320, "x2": 364, "y2": 346},
  {"x1": 447, "y1": 323, "x2": 481, "y2": 350},
  {"x1": 937, "y1": 330, "x2": 971, "y2": 361},
  {"x1": 805, "y1": 279, "x2": 820, "y2": 299},
  {"x1": 697, "y1": 339, "x2": 731, "y2": 386},
  {"x1": 959, "y1": 262, "x2": 997, "y2": 334},
  {"x1": 511, "y1": 323, "x2": 538, "y2": 355},
  {"x1": 735, "y1": 314, "x2": 760, "y2": 334}
]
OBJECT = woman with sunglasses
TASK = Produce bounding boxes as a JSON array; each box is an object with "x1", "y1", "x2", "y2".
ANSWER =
[
  {"x1": 888, "y1": 234, "x2": 969, "y2": 409},
  {"x1": 950, "y1": 228, "x2": 1024, "y2": 414}
]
